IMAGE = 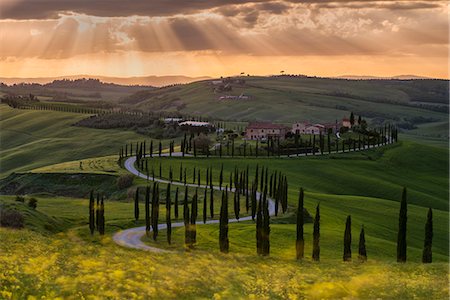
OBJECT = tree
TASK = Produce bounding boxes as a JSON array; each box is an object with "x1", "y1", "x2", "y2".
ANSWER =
[
  {"x1": 190, "y1": 189, "x2": 198, "y2": 245},
  {"x1": 422, "y1": 208, "x2": 433, "y2": 263},
  {"x1": 89, "y1": 191, "x2": 95, "y2": 235},
  {"x1": 397, "y1": 187, "x2": 407, "y2": 262},
  {"x1": 262, "y1": 186, "x2": 270, "y2": 256},
  {"x1": 350, "y1": 112, "x2": 355, "y2": 126},
  {"x1": 343, "y1": 215, "x2": 352, "y2": 262},
  {"x1": 166, "y1": 184, "x2": 172, "y2": 244},
  {"x1": 219, "y1": 164, "x2": 224, "y2": 190},
  {"x1": 152, "y1": 183, "x2": 159, "y2": 241},
  {"x1": 145, "y1": 186, "x2": 150, "y2": 237},
  {"x1": 184, "y1": 186, "x2": 191, "y2": 247},
  {"x1": 98, "y1": 197, "x2": 105, "y2": 235},
  {"x1": 203, "y1": 188, "x2": 207, "y2": 224},
  {"x1": 134, "y1": 187, "x2": 140, "y2": 223},
  {"x1": 174, "y1": 187, "x2": 179, "y2": 219},
  {"x1": 234, "y1": 188, "x2": 240, "y2": 220},
  {"x1": 210, "y1": 188, "x2": 214, "y2": 219},
  {"x1": 256, "y1": 192, "x2": 263, "y2": 255},
  {"x1": 158, "y1": 140, "x2": 162, "y2": 157},
  {"x1": 312, "y1": 204, "x2": 320, "y2": 261},
  {"x1": 219, "y1": 190, "x2": 229, "y2": 253},
  {"x1": 357, "y1": 115, "x2": 362, "y2": 125},
  {"x1": 358, "y1": 225, "x2": 367, "y2": 262},
  {"x1": 96, "y1": 194, "x2": 100, "y2": 230},
  {"x1": 296, "y1": 188, "x2": 304, "y2": 260}
]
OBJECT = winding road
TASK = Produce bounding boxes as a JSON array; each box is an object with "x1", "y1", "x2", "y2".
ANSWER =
[
  {"x1": 113, "y1": 152, "x2": 275, "y2": 253},
  {"x1": 113, "y1": 138, "x2": 393, "y2": 252}
]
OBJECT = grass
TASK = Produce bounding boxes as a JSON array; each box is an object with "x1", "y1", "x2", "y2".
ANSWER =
[{"x1": 0, "y1": 105, "x2": 173, "y2": 178}]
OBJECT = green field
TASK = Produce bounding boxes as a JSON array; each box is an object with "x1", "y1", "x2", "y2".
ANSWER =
[
  {"x1": 0, "y1": 105, "x2": 174, "y2": 177},
  {"x1": 0, "y1": 91, "x2": 448, "y2": 298}
]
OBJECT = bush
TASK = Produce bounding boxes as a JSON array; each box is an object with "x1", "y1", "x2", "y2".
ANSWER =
[
  {"x1": 28, "y1": 198, "x2": 37, "y2": 209},
  {"x1": 117, "y1": 174, "x2": 134, "y2": 189},
  {"x1": 15, "y1": 195, "x2": 25, "y2": 202},
  {"x1": 0, "y1": 209, "x2": 24, "y2": 228}
]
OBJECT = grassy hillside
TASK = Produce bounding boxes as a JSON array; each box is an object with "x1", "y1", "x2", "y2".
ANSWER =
[
  {"x1": 123, "y1": 76, "x2": 448, "y2": 127},
  {"x1": 0, "y1": 105, "x2": 171, "y2": 178}
]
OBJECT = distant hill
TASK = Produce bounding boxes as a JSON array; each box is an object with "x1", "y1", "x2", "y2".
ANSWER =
[
  {"x1": 0, "y1": 75, "x2": 211, "y2": 87},
  {"x1": 117, "y1": 76, "x2": 448, "y2": 138},
  {"x1": 337, "y1": 75, "x2": 432, "y2": 80}
]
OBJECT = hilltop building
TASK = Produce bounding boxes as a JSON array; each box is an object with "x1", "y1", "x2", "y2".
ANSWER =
[{"x1": 245, "y1": 122, "x2": 288, "y2": 140}]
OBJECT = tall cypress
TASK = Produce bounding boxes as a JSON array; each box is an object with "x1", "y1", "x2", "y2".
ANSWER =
[
  {"x1": 397, "y1": 187, "x2": 407, "y2": 262},
  {"x1": 145, "y1": 186, "x2": 150, "y2": 236},
  {"x1": 219, "y1": 164, "x2": 223, "y2": 190},
  {"x1": 262, "y1": 186, "x2": 270, "y2": 256},
  {"x1": 134, "y1": 187, "x2": 140, "y2": 223},
  {"x1": 296, "y1": 188, "x2": 304, "y2": 260},
  {"x1": 190, "y1": 189, "x2": 198, "y2": 245},
  {"x1": 89, "y1": 190, "x2": 95, "y2": 235},
  {"x1": 95, "y1": 194, "x2": 100, "y2": 230},
  {"x1": 312, "y1": 204, "x2": 320, "y2": 261},
  {"x1": 256, "y1": 192, "x2": 263, "y2": 255},
  {"x1": 343, "y1": 215, "x2": 352, "y2": 262},
  {"x1": 234, "y1": 188, "x2": 240, "y2": 220},
  {"x1": 98, "y1": 197, "x2": 105, "y2": 235},
  {"x1": 184, "y1": 187, "x2": 191, "y2": 247},
  {"x1": 203, "y1": 188, "x2": 207, "y2": 224},
  {"x1": 165, "y1": 184, "x2": 172, "y2": 244},
  {"x1": 251, "y1": 182, "x2": 257, "y2": 221},
  {"x1": 174, "y1": 187, "x2": 179, "y2": 219},
  {"x1": 358, "y1": 225, "x2": 367, "y2": 262},
  {"x1": 422, "y1": 208, "x2": 433, "y2": 263},
  {"x1": 152, "y1": 183, "x2": 159, "y2": 241},
  {"x1": 219, "y1": 190, "x2": 229, "y2": 253},
  {"x1": 210, "y1": 188, "x2": 214, "y2": 219}
]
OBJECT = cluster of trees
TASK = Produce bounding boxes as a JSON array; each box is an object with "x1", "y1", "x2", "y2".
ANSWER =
[{"x1": 89, "y1": 191, "x2": 105, "y2": 235}]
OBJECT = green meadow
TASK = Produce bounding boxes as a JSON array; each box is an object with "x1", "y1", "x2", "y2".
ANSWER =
[{"x1": 0, "y1": 101, "x2": 448, "y2": 299}]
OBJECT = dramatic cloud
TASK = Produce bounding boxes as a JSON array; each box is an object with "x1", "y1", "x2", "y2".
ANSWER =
[{"x1": 0, "y1": 0, "x2": 447, "y2": 78}]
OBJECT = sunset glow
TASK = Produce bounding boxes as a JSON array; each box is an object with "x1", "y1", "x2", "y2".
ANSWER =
[{"x1": 0, "y1": 0, "x2": 448, "y2": 79}]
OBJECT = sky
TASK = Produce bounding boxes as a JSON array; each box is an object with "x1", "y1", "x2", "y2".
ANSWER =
[{"x1": 0, "y1": 0, "x2": 448, "y2": 79}]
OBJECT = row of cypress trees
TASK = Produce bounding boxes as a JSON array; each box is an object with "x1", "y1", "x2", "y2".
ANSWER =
[
  {"x1": 295, "y1": 187, "x2": 433, "y2": 263},
  {"x1": 118, "y1": 123, "x2": 399, "y2": 162},
  {"x1": 88, "y1": 191, "x2": 105, "y2": 235}
]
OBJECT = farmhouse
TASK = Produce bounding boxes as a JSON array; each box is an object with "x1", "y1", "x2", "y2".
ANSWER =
[
  {"x1": 245, "y1": 122, "x2": 288, "y2": 140},
  {"x1": 342, "y1": 118, "x2": 351, "y2": 128}
]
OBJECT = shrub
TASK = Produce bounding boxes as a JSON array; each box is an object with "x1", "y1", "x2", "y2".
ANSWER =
[
  {"x1": 28, "y1": 198, "x2": 38, "y2": 209},
  {"x1": 0, "y1": 209, "x2": 24, "y2": 228},
  {"x1": 15, "y1": 195, "x2": 25, "y2": 202},
  {"x1": 117, "y1": 174, "x2": 134, "y2": 189}
]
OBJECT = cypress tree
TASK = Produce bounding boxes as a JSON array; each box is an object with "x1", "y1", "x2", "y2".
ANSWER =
[
  {"x1": 358, "y1": 225, "x2": 367, "y2": 262},
  {"x1": 343, "y1": 215, "x2": 352, "y2": 262},
  {"x1": 219, "y1": 190, "x2": 229, "y2": 253},
  {"x1": 296, "y1": 188, "x2": 304, "y2": 260},
  {"x1": 234, "y1": 189, "x2": 240, "y2": 220},
  {"x1": 210, "y1": 188, "x2": 214, "y2": 219},
  {"x1": 158, "y1": 140, "x2": 162, "y2": 157},
  {"x1": 397, "y1": 187, "x2": 407, "y2": 262},
  {"x1": 99, "y1": 197, "x2": 105, "y2": 235},
  {"x1": 145, "y1": 186, "x2": 150, "y2": 237},
  {"x1": 95, "y1": 194, "x2": 100, "y2": 230},
  {"x1": 422, "y1": 208, "x2": 433, "y2": 263},
  {"x1": 166, "y1": 184, "x2": 172, "y2": 244},
  {"x1": 251, "y1": 181, "x2": 257, "y2": 221},
  {"x1": 255, "y1": 164, "x2": 259, "y2": 191},
  {"x1": 150, "y1": 140, "x2": 153, "y2": 157},
  {"x1": 262, "y1": 186, "x2": 270, "y2": 256},
  {"x1": 312, "y1": 204, "x2": 320, "y2": 261},
  {"x1": 184, "y1": 187, "x2": 191, "y2": 247},
  {"x1": 134, "y1": 187, "x2": 140, "y2": 223},
  {"x1": 152, "y1": 183, "x2": 159, "y2": 241},
  {"x1": 174, "y1": 187, "x2": 179, "y2": 219},
  {"x1": 89, "y1": 190, "x2": 95, "y2": 235},
  {"x1": 256, "y1": 192, "x2": 263, "y2": 255},
  {"x1": 190, "y1": 189, "x2": 198, "y2": 245},
  {"x1": 193, "y1": 167, "x2": 196, "y2": 184},
  {"x1": 219, "y1": 164, "x2": 223, "y2": 190},
  {"x1": 203, "y1": 188, "x2": 207, "y2": 224}
]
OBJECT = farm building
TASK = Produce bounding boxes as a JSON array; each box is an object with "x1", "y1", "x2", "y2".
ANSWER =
[
  {"x1": 245, "y1": 122, "x2": 288, "y2": 140},
  {"x1": 292, "y1": 121, "x2": 339, "y2": 135}
]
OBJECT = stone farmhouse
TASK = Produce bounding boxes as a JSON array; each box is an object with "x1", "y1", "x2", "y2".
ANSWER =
[{"x1": 245, "y1": 122, "x2": 288, "y2": 140}]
